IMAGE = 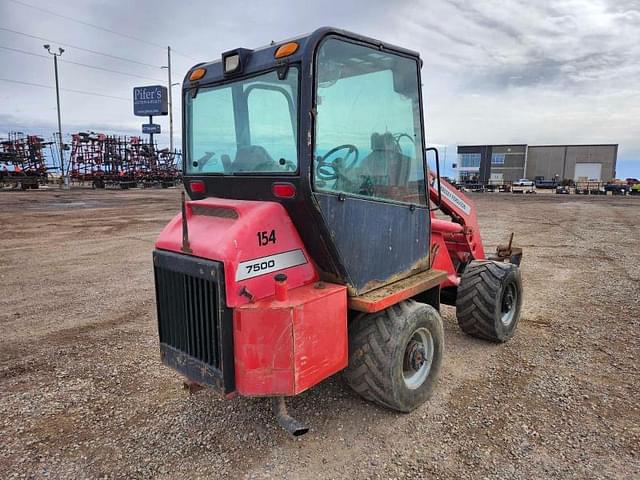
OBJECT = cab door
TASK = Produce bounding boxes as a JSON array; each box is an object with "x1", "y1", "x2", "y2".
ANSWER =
[{"x1": 312, "y1": 37, "x2": 430, "y2": 295}]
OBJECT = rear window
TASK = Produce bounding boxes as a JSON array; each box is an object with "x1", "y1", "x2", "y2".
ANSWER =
[{"x1": 186, "y1": 68, "x2": 299, "y2": 175}]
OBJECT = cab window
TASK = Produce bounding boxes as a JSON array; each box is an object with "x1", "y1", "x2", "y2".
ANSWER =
[
  {"x1": 187, "y1": 69, "x2": 298, "y2": 174},
  {"x1": 314, "y1": 38, "x2": 426, "y2": 205}
]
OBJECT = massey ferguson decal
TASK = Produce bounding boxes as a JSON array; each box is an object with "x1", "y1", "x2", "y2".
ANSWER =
[
  {"x1": 236, "y1": 249, "x2": 307, "y2": 281},
  {"x1": 439, "y1": 183, "x2": 471, "y2": 215}
]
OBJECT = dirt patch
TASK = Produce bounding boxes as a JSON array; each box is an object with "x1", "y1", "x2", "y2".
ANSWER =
[{"x1": 1, "y1": 188, "x2": 639, "y2": 479}]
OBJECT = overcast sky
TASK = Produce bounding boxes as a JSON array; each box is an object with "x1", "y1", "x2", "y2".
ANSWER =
[{"x1": 0, "y1": 0, "x2": 638, "y2": 176}]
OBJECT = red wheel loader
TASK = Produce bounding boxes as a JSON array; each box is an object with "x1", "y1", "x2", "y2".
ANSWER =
[{"x1": 153, "y1": 27, "x2": 523, "y2": 435}]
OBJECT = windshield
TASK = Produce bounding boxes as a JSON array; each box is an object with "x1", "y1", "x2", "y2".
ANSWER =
[{"x1": 186, "y1": 68, "x2": 299, "y2": 174}]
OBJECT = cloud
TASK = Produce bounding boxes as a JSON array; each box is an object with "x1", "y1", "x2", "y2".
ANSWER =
[{"x1": 0, "y1": 0, "x2": 638, "y2": 172}]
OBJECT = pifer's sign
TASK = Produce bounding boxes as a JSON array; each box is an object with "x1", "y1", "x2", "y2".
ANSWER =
[{"x1": 133, "y1": 85, "x2": 168, "y2": 116}]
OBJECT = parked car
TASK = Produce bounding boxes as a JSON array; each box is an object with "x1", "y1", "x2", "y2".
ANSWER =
[
  {"x1": 604, "y1": 182, "x2": 628, "y2": 195},
  {"x1": 534, "y1": 178, "x2": 557, "y2": 189},
  {"x1": 459, "y1": 182, "x2": 485, "y2": 193},
  {"x1": 512, "y1": 178, "x2": 536, "y2": 194}
]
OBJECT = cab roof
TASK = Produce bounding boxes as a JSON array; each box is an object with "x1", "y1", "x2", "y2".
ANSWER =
[{"x1": 182, "y1": 26, "x2": 421, "y2": 88}]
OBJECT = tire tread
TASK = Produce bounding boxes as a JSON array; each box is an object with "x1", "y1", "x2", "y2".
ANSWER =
[
  {"x1": 345, "y1": 300, "x2": 442, "y2": 412},
  {"x1": 456, "y1": 260, "x2": 521, "y2": 342}
]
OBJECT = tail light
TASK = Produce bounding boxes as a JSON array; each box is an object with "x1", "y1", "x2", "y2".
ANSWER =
[
  {"x1": 272, "y1": 183, "x2": 296, "y2": 198},
  {"x1": 190, "y1": 180, "x2": 205, "y2": 194}
]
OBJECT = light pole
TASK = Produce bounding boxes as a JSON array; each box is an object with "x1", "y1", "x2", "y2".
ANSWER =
[
  {"x1": 43, "y1": 44, "x2": 67, "y2": 188},
  {"x1": 161, "y1": 46, "x2": 174, "y2": 152},
  {"x1": 443, "y1": 145, "x2": 447, "y2": 177}
]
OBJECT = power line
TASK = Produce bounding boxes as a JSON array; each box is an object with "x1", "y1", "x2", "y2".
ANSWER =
[
  {"x1": 63, "y1": 58, "x2": 164, "y2": 82},
  {"x1": 0, "y1": 44, "x2": 47, "y2": 59},
  {"x1": 6, "y1": 0, "x2": 197, "y2": 60},
  {"x1": 0, "y1": 26, "x2": 161, "y2": 69},
  {"x1": 7, "y1": 0, "x2": 166, "y2": 49},
  {"x1": 0, "y1": 77, "x2": 130, "y2": 101},
  {"x1": 0, "y1": 45, "x2": 165, "y2": 82}
]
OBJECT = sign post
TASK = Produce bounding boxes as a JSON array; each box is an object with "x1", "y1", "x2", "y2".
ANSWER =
[{"x1": 148, "y1": 115, "x2": 154, "y2": 153}]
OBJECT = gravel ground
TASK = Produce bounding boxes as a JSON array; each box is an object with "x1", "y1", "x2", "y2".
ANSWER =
[{"x1": 0, "y1": 188, "x2": 638, "y2": 479}]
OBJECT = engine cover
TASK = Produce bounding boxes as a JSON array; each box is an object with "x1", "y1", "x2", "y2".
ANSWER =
[{"x1": 155, "y1": 197, "x2": 318, "y2": 306}]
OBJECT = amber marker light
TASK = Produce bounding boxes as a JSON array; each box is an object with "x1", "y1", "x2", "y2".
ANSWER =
[
  {"x1": 189, "y1": 68, "x2": 206, "y2": 81},
  {"x1": 274, "y1": 42, "x2": 299, "y2": 59}
]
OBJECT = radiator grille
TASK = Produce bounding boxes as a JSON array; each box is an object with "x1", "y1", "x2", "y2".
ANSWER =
[
  {"x1": 153, "y1": 250, "x2": 234, "y2": 392},
  {"x1": 154, "y1": 266, "x2": 219, "y2": 368}
]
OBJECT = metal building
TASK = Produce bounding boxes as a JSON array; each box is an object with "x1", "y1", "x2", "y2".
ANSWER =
[
  {"x1": 456, "y1": 144, "x2": 618, "y2": 183},
  {"x1": 525, "y1": 145, "x2": 618, "y2": 182}
]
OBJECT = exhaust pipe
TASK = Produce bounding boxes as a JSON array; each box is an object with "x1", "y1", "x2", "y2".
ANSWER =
[{"x1": 272, "y1": 397, "x2": 309, "y2": 436}]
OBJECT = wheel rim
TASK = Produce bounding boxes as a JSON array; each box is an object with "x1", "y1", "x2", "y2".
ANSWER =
[
  {"x1": 500, "y1": 282, "x2": 518, "y2": 327},
  {"x1": 402, "y1": 328, "x2": 434, "y2": 390}
]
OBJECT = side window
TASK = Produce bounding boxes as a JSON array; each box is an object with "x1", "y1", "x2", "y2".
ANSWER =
[
  {"x1": 189, "y1": 87, "x2": 235, "y2": 173},
  {"x1": 491, "y1": 153, "x2": 505, "y2": 165},
  {"x1": 314, "y1": 39, "x2": 426, "y2": 206},
  {"x1": 247, "y1": 87, "x2": 297, "y2": 170},
  {"x1": 459, "y1": 153, "x2": 481, "y2": 168}
]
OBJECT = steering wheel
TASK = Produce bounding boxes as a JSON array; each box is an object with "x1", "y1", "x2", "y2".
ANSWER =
[
  {"x1": 394, "y1": 133, "x2": 415, "y2": 145},
  {"x1": 282, "y1": 159, "x2": 296, "y2": 172},
  {"x1": 316, "y1": 144, "x2": 359, "y2": 181},
  {"x1": 253, "y1": 158, "x2": 297, "y2": 172}
]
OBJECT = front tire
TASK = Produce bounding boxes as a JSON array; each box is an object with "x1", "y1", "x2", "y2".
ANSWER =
[
  {"x1": 345, "y1": 300, "x2": 444, "y2": 412},
  {"x1": 456, "y1": 260, "x2": 523, "y2": 342}
]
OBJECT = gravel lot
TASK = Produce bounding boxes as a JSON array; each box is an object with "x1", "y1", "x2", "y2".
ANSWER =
[{"x1": 1, "y1": 188, "x2": 638, "y2": 479}]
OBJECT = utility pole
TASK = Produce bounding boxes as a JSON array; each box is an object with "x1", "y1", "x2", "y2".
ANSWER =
[
  {"x1": 166, "y1": 46, "x2": 173, "y2": 152},
  {"x1": 443, "y1": 145, "x2": 447, "y2": 176},
  {"x1": 43, "y1": 44, "x2": 67, "y2": 189},
  {"x1": 162, "y1": 48, "x2": 180, "y2": 153}
]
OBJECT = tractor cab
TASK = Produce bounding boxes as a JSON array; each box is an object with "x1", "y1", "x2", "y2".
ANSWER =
[
  {"x1": 153, "y1": 27, "x2": 523, "y2": 435},
  {"x1": 183, "y1": 28, "x2": 431, "y2": 295}
]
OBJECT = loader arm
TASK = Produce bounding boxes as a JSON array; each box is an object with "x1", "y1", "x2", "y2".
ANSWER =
[{"x1": 427, "y1": 174, "x2": 485, "y2": 287}]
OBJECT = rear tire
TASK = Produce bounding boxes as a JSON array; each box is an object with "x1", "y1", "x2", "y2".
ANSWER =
[
  {"x1": 345, "y1": 300, "x2": 444, "y2": 412},
  {"x1": 456, "y1": 260, "x2": 522, "y2": 342}
]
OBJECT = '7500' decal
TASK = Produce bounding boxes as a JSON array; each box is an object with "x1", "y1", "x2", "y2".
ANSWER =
[{"x1": 235, "y1": 249, "x2": 307, "y2": 281}]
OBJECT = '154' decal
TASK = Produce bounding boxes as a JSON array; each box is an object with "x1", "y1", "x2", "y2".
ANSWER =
[{"x1": 257, "y1": 229, "x2": 276, "y2": 246}]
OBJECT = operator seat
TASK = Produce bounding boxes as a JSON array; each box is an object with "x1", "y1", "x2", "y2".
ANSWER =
[
  {"x1": 233, "y1": 145, "x2": 274, "y2": 172},
  {"x1": 356, "y1": 133, "x2": 411, "y2": 190}
]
